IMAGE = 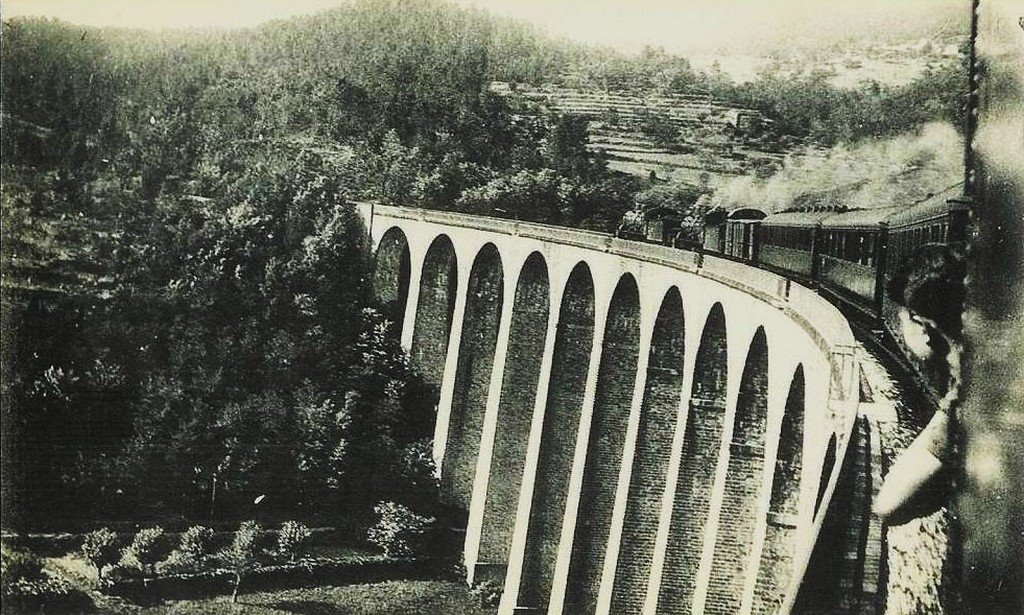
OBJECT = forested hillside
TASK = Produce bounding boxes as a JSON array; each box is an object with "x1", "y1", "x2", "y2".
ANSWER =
[{"x1": 0, "y1": 0, "x2": 966, "y2": 530}]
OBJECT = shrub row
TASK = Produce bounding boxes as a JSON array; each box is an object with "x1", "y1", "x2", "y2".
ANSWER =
[
  {"x1": 81, "y1": 520, "x2": 315, "y2": 581},
  {"x1": 104, "y1": 555, "x2": 430, "y2": 603},
  {"x1": 90, "y1": 503, "x2": 459, "y2": 603},
  {"x1": 2, "y1": 522, "x2": 359, "y2": 559}
]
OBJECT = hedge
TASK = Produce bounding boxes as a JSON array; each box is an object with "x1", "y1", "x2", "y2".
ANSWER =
[
  {"x1": 1, "y1": 525, "x2": 359, "y2": 559},
  {"x1": 104, "y1": 555, "x2": 433, "y2": 603}
]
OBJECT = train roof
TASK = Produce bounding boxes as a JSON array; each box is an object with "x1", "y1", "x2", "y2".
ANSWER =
[
  {"x1": 704, "y1": 206, "x2": 768, "y2": 225},
  {"x1": 728, "y1": 208, "x2": 767, "y2": 220},
  {"x1": 760, "y1": 210, "x2": 836, "y2": 227},
  {"x1": 819, "y1": 206, "x2": 902, "y2": 229},
  {"x1": 883, "y1": 190, "x2": 960, "y2": 228},
  {"x1": 761, "y1": 184, "x2": 965, "y2": 230}
]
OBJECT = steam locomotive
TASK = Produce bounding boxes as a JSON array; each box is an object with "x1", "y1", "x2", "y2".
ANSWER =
[
  {"x1": 616, "y1": 205, "x2": 684, "y2": 244},
  {"x1": 615, "y1": 205, "x2": 703, "y2": 250},
  {"x1": 700, "y1": 184, "x2": 970, "y2": 322}
]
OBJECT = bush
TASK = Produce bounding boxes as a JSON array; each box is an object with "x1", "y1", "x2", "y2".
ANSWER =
[
  {"x1": 276, "y1": 521, "x2": 312, "y2": 562},
  {"x1": 81, "y1": 527, "x2": 120, "y2": 580},
  {"x1": 397, "y1": 439, "x2": 440, "y2": 509},
  {"x1": 158, "y1": 525, "x2": 214, "y2": 574},
  {"x1": 1, "y1": 548, "x2": 91, "y2": 614},
  {"x1": 2, "y1": 574, "x2": 91, "y2": 614},
  {"x1": 366, "y1": 501, "x2": 435, "y2": 558},
  {"x1": 1, "y1": 548, "x2": 44, "y2": 586},
  {"x1": 119, "y1": 527, "x2": 169, "y2": 576},
  {"x1": 217, "y1": 521, "x2": 263, "y2": 603},
  {"x1": 102, "y1": 556, "x2": 427, "y2": 603},
  {"x1": 470, "y1": 578, "x2": 502, "y2": 608}
]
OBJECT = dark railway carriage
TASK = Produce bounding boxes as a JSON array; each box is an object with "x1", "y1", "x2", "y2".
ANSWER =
[
  {"x1": 755, "y1": 210, "x2": 832, "y2": 277},
  {"x1": 815, "y1": 207, "x2": 896, "y2": 308},
  {"x1": 883, "y1": 190, "x2": 969, "y2": 281},
  {"x1": 723, "y1": 208, "x2": 767, "y2": 259},
  {"x1": 702, "y1": 208, "x2": 728, "y2": 252},
  {"x1": 705, "y1": 187, "x2": 968, "y2": 323},
  {"x1": 879, "y1": 190, "x2": 970, "y2": 330}
]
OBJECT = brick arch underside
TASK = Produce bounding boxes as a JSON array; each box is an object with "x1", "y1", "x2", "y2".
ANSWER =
[
  {"x1": 565, "y1": 274, "x2": 642, "y2": 614},
  {"x1": 752, "y1": 365, "x2": 805, "y2": 614},
  {"x1": 372, "y1": 227, "x2": 411, "y2": 333},
  {"x1": 410, "y1": 235, "x2": 457, "y2": 393},
  {"x1": 442, "y1": 243, "x2": 504, "y2": 511},
  {"x1": 477, "y1": 252, "x2": 551, "y2": 583},
  {"x1": 519, "y1": 263, "x2": 595, "y2": 610},
  {"x1": 658, "y1": 302, "x2": 729, "y2": 615},
  {"x1": 611, "y1": 287, "x2": 686, "y2": 615},
  {"x1": 816, "y1": 434, "x2": 838, "y2": 515},
  {"x1": 793, "y1": 417, "x2": 874, "y2": 615},
  {"x1": 706, "y1": 327, "x2": 770, "y2": 614}
]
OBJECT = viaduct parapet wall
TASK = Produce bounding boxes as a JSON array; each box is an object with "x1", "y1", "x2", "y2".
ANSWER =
[{"x1": 363, "y1": 203, "x2": 870, "y2": 615}]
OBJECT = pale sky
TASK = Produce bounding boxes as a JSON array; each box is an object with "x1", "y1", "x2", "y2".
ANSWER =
[{"x1": 2, "y1": 0, "x2": 970, "y2": 53}]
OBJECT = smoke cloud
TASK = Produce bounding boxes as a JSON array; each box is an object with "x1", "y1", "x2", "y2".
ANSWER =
[{"x1": 713, "y1": 122, "x2": 964, "y2": 212}]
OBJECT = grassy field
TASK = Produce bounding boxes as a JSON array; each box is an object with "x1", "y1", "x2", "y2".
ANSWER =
[{"x1": 85, "y1": 580, "x2": 494, "y2": 615}]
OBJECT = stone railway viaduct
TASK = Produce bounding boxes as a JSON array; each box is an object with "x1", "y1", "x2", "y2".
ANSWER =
[{"x1": 362, "y1": 204, "x2": 879, "y2": 615}]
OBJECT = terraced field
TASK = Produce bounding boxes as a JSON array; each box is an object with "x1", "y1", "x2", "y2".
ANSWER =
[{"x1": 491, "y1": 82, "x2": 798, "y2": 185}]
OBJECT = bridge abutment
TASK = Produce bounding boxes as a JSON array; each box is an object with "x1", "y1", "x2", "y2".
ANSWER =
[
  {"x1": 705, "y1": 327, "x2": 770, "y2": 614},
  {"x1": 547, "y1": 266, "x2": 612, "y2": 614},
  {"x1": 751, "y1": 366, "x2": 806, "y2": 614},
  {"x1": 463, "y1": 249, "x2": 523, "y2": 585},
  {"x1": 500, "y1": 264, "x2": 565, "y2": 614},
  {"x1": 372, "y1": 228, "x2": 411, "y2": 334},
  {"x1": 658, "y1": 303, "x2": 730, "y2": 615},
  {"x1": 563, "y1": 274, "x2": 642, "y2": 614}
]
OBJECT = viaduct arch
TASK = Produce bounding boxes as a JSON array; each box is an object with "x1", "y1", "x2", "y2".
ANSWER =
[{"x1": 362, "y1": 204, "x2": 868, "y2": 615}]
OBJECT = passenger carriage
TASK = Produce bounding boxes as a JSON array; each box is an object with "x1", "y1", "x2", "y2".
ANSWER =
[{"x1": 701, "y1": 188, "x2": 968, "y2": 322}]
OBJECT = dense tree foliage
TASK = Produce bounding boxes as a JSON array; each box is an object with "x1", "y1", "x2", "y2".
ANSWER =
[{"x1": 713, "y1": 59, "x2": 969, "y2": 146}]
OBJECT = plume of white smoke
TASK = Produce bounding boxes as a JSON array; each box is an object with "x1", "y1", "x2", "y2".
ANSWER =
[{"x1": 713, "y1": 122, "x2": 964, "y2": 212}]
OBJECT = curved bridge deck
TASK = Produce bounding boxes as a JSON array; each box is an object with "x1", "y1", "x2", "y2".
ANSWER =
[{"x1": 364, "y1": 204, "x2": 899, "y2": 615}]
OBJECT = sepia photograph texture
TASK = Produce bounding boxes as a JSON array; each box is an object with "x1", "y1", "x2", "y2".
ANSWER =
[{"x1": 1, "y1": 1, "x2": 1021, "y2": 614}]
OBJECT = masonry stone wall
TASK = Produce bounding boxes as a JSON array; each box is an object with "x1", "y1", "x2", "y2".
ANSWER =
[
  {"x1": 658, "y1": 303, "x2": 729, "y2": 614},
  {"x1": 793, "y1": 417, "x2": 873, "y2": 615},
  {"x1": 441, "y1": 244, "x2": 503, "y2": 510},
  {"x1": 409, "y1": 235, "x2": 456, "y2": 390},
  {"x1": 564, "y1": 275, "x2": 642, "y2": 614},
  {"x1": 519, "y1": 264, "x2": 595, "y2": 610},
  {"x1": 610, "y1": 288, "x2": 686, "y2": 614},
  {"x1": 706, "y1": 328, "x2": 770, "y2": 615},
  {"x1": 815, "y1": 435, "x2": 838, "y2": 515},
  {"x1": 477, "y1": 253, "x2": 550, "y2": 581},
  {"x1": 752, "y1": 366, "x2": 805, "y2": 614}
]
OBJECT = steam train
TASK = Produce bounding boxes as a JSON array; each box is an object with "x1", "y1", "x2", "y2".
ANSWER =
[
  {"x1": 702, "y1": 184, "x2": 970, "y2": 322},
  {"x1": 620, "y1": 183, "x2": 970, "y2": 325},
  {"x1": 615, "y1": 185, "x2": 971, "y2": 401}
]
